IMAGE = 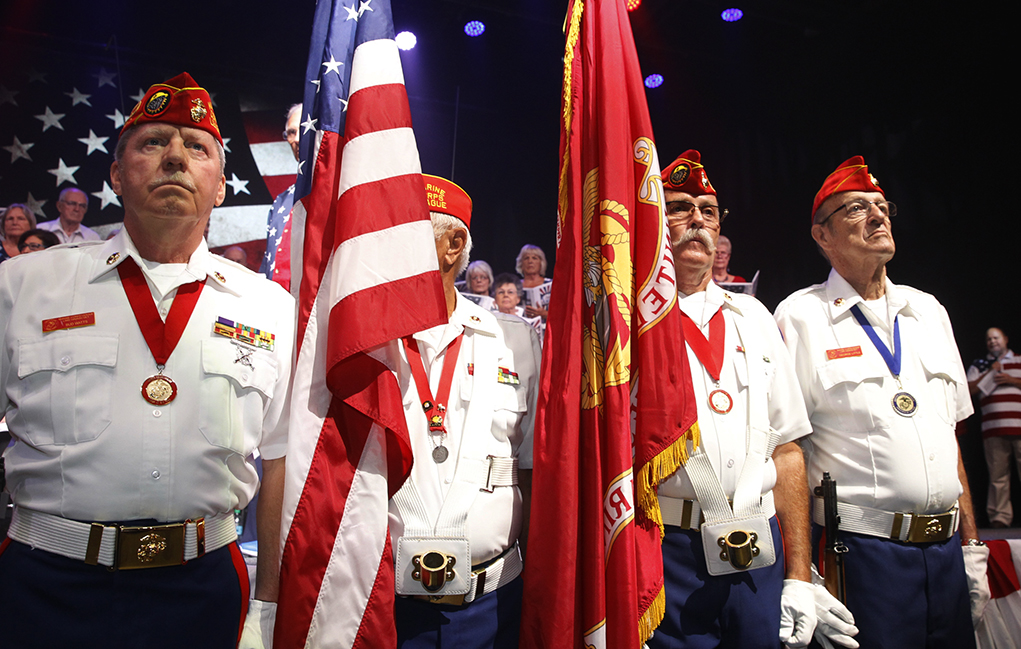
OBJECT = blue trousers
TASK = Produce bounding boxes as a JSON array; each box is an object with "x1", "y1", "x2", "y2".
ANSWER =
[
  {"x1": 811, "y1": 525, "x2": 976, "y2": 649},
  {"x1": 0, "y1": 537, "x2": 249, "y2": 649},
  {"x1": 649, "y1": 517, "x2": 785, "y2": 649},
  {"x1": 395, "y1": 575, "x2": 523, "y2": 649}
]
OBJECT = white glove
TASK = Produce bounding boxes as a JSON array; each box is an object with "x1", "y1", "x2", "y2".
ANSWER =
[
  {"x1": 779, "y1": 579, "x2": 817, "y2": 648},
  {"x1": 812, "y1": 583, "x2": 858, "y2": 649},
  {"x1": 962, "y1": 543, "x2": 991, "y2": 626},
  {"x1": 239, "y1": 599, "x2": 277, "y2": 649}
]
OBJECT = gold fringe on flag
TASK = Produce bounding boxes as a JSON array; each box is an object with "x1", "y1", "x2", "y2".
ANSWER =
[
  {"x1": 635, "y1": 422, "x2": 700, "y2": 538},
  {"x1": 638, "y1": 585, "x2": 666, "y2": 645}
]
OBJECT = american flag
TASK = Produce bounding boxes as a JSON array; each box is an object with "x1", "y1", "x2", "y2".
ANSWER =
[
  {"x1": 273, "y1": 0, "x2": 447, "y2": 647},
  {"x1": 0, "y1": 50, "x2": 272, "y2": 248}
]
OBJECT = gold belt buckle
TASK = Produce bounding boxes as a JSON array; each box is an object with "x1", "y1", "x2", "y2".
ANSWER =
[
  {"x1": 115, "y1": 523, "x2": 186, "y2": 570},
  {"x1": 906, "y1": 511, "x2": 953, "y2": 543}
]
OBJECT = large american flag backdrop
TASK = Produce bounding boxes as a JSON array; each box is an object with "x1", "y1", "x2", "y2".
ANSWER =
[
  {"x1": 273, "y1": 0, "x2": 446, "y2": 647},
  {"x1": 0, "y1": 46, "x2": 278, "y2": 255}
]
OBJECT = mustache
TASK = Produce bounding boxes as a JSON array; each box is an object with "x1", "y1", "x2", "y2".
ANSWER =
[
  {"x1": 149, "y1": 172, "x2": 195, "y2": 192},
  {"x1": 672, "y1": 226, "x2": 716, "y2": 253}
]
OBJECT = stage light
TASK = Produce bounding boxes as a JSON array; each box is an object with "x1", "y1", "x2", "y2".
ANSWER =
[
  {"x1": 626, "y1": 0, "x2": 642, "y2": 10},
  {"x1": 721, "y1": 8, "x2": 743, "y2": 22},
  {"x1": 464, "y1": 20, "x2": 485, "y2": 37},
  {"x1": 644, "y1": 74, "x2": 663, "y2": 89},
  {"x1": 395, "y1": 31, "x2": 417, "y2": 50}
]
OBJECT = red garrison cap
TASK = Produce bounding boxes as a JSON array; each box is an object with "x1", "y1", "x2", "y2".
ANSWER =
[
  {"x1": 423, "y1": 175, "x2": 472, "y2": 230},
  {"x1": 811, "y1": 156, "x2": 884, "y2": 221},
  {"x1": 121, "y1": 72, "x2": 222, "y2": 146},
  {"x1": 661, "y1": 149, "x2": 716, "y2": 196}
]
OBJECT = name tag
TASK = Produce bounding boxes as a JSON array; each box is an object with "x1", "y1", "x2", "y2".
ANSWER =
[
  {"x1": 42, "y1": 312, "x2": 96, "y2": 332},
  {"x1": 826, "y1": 346, "x2": 863, "y2": 360}
]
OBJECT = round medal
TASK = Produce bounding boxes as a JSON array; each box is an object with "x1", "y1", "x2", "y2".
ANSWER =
[
  {"x1": 432, "y1": 445, "x2": 449, "y2": 463},
  {"x1": 708, "y1": 389, "x2": 733, "y2": 415},
  {"x1": 892, "y1": 391, "x2": 917, "y2": 417},
  {"x1": 142, "y1": 374, "x2": 177, "y2": 405}
]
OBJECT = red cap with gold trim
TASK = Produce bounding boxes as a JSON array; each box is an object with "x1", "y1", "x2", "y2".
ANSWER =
[
  {"x1": 423, "y1": 174, "x2": 472, "y2": 230},
  {"x1": 661, "y1": 149, "x2": 716, "y2": 196},
  {"x1": 811, "y1": 156, "x2": 884, "y2": 221},
  {"x1": 121, "y1": 72, "x2": 222, "y2": 146}
]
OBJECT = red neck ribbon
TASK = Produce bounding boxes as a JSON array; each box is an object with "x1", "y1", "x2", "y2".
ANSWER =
[
  {"x1": 117, "y1": 258, "x2": 205, "y2": 367},
  {"x1": 679, "y1": 307, "x2": 725, "y2": 382},
  {"x1": 402, "y1": 334, "x2": 464, "y2": 434}
]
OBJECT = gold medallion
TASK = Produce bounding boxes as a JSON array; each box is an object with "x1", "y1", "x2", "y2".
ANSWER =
[
  {"x1": 892, "y1": 391, "x2": 917, "y2": 417},
  {"x1": 708, "y1": 389, "x2": 734, "y2": 415},
  {"x1": 142, "y1": 374, "x2": 178, "y2": 405}
]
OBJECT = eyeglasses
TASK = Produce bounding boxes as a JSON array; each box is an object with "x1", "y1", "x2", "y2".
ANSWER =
[
  {"x1": 819, "y1": 199, "x2": 896, "y2": 225},
  {"x1": 60, "y1": 200, "x2": 87, "y2": 210},
  {"x1": 19, "y1": 242, "x2": 45, "y2": 251},
  {"x1": 665, "y1": 200, "x2": 728, "y2": 225},
  {"x1": 282, "y1": 128, "x2": 299, "y2": 140}
]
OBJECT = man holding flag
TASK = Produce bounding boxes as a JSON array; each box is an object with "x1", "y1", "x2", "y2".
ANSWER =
[
  {"x1": 647, "y1": 151, "x2": 823, "y2": 649},
  {"x1": 388, "y1": 176, "x2": 541, "y2": 648}
]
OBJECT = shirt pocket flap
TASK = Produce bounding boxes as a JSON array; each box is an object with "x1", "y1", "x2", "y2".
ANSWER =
[
  {"x1": 816, "y1": 356, "x2": 885, "y2": 391},
  {"x1": 18, "y1": 333, "x2": 119, "y2": 378},
  {"x1": 919, "y1": 352, "x2": 960, "y2": 384},
  {"x1": 201, "y1": 338, "x2": 278, "y2": 398}
]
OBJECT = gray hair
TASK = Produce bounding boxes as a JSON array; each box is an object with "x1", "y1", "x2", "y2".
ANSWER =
[
  {"x1": 58, "y1": 187, "x2": 88, "y2": 208},
  {"x1": 515, "y1": 244, "x2": 548, "y2": 276},
  {"x1": 465, "y1": 260, "x2": 494, "y2": 290},
  {"x1": 430, "y1": 212, "x2": 473, "y2": 277},
  {"x1": 116, "y1": 124, "x2": 226, "y2": 174},
  {"x1": 1, "y1": 203, "x2": 37, "y2": 240},
  {"x1": 286, "y1": 103, "x2": 303, "y2": 123}
]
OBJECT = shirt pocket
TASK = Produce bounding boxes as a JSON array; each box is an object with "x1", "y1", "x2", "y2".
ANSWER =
[
  {"x1": 199, "y1": 338, "x2": 278, "y2": 454},
  {"x1": 815, "y1": 357, "x2": 885, "y2": 432},
  {"x1": 16, "y1": 333, "x2": 118, "y2": 445},
  {"x1": 918, "y1": 353, "x2": 959, "y2": 426}
]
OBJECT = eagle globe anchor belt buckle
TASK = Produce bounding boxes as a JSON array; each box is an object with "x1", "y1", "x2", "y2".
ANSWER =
[
  {"x1": 89, "y1": 520, "x2": 205, "y2": 570},
  {"x1": 412, "y1": 550, "x2": 457, "y2": 592},
  {"x1": 717, "y1": 529, "x2": 760, "y2": 570}
]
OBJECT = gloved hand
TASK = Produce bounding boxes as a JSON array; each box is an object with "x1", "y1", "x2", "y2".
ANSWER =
[
  {"x1": 779, "y1": 579, "x2": 817, "y2": 648},
  {"x1": 962, "y1": 542, "x2": 991, "y2": 626},
  {"x1": 239, "y1": 599, "x2": 277, "y2": 649},
  {"x1": 812, "y1": 583, "x2": 858, "y2": 649}
]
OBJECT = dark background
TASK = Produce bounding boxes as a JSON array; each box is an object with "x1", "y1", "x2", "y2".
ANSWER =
[{"x1": 2, "y1": 0, "x2": 1016, "y2": 522}]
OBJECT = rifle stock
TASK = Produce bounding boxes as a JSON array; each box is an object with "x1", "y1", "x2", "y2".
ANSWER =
[{"x1": 814, "y1": 471, "x2": 848, "y2": 603}]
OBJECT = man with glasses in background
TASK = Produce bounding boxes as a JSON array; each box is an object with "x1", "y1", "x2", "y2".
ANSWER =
[
  {"x1": 258, "y1": 103, "x2": 302, "y2": 290},
  {"x1": 38, "y1": 187, "x2": 101, "y2": 243},
  {"x1": 775, "y1": 156, "x2": 988, "y2": 648}
]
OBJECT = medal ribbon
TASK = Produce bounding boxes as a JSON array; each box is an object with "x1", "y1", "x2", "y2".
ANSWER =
[
  {"x1": 117, "y1": 257, "x2": 205, "y2": 367},
  {"x1": 679, "y1": 307, "x2": 725, "y2": 382},
  {"x1": 402, "y1": 334, "x2": 464, "y2": 434},
  {"x1": 849, "y1": 304, "x2": 901, "y2": 376}
]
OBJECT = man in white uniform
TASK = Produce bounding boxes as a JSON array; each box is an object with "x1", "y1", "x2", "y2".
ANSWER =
[
  {"x1": 0, "y1": 72, "x2": 293, "y2": 648},
  {"x1": 649, "y1": 150, "x2": 840, "y2": 649},
  {"x1": 388, "y1": 176, "x2": 541, "y2": 649},
  {"x1": 775, "y1": 155, "x2": 988, "y2": 649}
]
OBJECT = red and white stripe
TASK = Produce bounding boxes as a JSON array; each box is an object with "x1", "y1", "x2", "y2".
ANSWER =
[
  {"x1": 274, "y1": 36, "x2": 446, "y2": 649},
  {"x1": 981, "y1": 357, "x2": 1021, "y2": 438}
]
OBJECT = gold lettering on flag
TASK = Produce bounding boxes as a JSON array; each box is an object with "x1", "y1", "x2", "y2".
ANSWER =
[{"x1": 603, "y1": 469, "x2": 635, "y2": 559}]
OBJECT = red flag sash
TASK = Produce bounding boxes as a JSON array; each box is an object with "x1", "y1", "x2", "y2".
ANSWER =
[{"x1": 402, "y1": 334, "x2": 463, "y2": 434}]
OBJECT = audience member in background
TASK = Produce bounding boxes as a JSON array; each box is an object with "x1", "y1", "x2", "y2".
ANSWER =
[
  {"x1": 222, "y1": 245, "x2": 249, "y2": 267},
  {"x1": 259, "y1": 103, "x2": 302, "y2": 290},
  {"x1": 38, "y1": 188, "x2": 101, "y2": 244},
  {"x1": 16, "y1": 229, "x2": 59, "y2": 254},
  {"x1": 967, "y1": 327, "x2": 1021, "y2": 528},
  {"x1": 493, "y1": 273, "x2": 543, "y2": 338},
  {"x1": 461, "y1": 259, "x2": 495, "y2": 310},
  {"x1": 712, "y1": 234, "x2": 746, "y2": 284},
  {"x1": 516, "y1": 244, "x2": 552, "y2": 321},
  {"x1": 0, "y1": 204, "x2": 35, "y2": 262}
]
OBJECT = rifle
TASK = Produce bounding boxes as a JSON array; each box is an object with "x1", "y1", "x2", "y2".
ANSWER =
[{"x1": 814, "y1": 472, "x2": 848, "y2": 603}]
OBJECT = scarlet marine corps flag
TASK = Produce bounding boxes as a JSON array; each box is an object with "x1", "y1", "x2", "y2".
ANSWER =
[
  {"x1": 519, "y1": 1, "x2": 698, "y2": 648},
  {"x1": 274, "y1": 0, "x2": 446, "y2": 647}
]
